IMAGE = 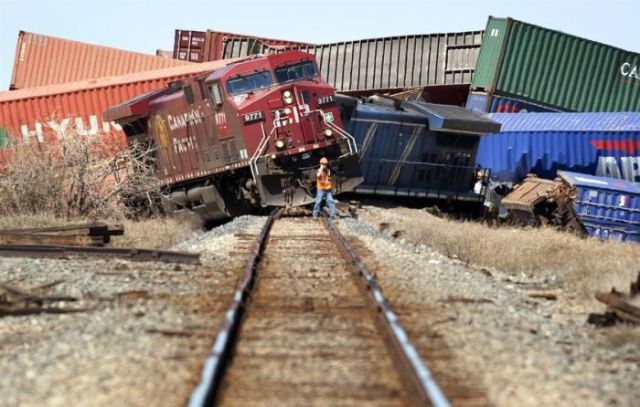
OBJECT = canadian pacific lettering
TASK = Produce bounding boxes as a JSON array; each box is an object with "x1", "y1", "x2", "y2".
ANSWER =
[
  {"x1": 167, "y1": 108, "x2": 204, "y2": 131},
  {"x1": 172, "y1": 135, "x2": 199, "y2": 153}
]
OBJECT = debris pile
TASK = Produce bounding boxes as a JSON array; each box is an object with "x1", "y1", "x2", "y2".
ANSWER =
[
  {"x1": 501, "y1": 174, "x2": 581, "y2": 230},
  {"x1": 501, "y1": 171, "x2": 640, "y2": 243}
]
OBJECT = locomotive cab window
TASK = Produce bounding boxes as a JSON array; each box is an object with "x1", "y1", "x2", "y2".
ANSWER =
[
  {"x1": 184, "y1": 85, "x2": 194, "y2": 105},
  {"x1": 197, "y1": 80, "x2": 207, "y2": 99},
  {"x1": 225, "y1": 71, "x2": 273, "y2": 96},
  {"x1": 275, "y1": 61, "x2": 318, "y2": 83},
  {"x1": 210, "y1": 83, "x2": 223, "y2": 106}
]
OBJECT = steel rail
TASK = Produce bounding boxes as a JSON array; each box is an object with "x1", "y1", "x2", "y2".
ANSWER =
[
  {"x1": 0, "y1": 222, "x2": 123, "y2": 235},
  {"x1": 0, "y1": 244, "x2": 200, "y2": 264},
  {"x1": 322, "y1": 217, "x2": 451, "y2": 407},
  {"x1": 188, "y1": 208, "x2": 282, "y2": 407}
]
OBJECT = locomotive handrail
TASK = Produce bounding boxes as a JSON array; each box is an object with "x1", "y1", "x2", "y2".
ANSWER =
[
  {"x1": 249, "y1": 121, "x2": 278, "y2": 184},
  {"x1": 250, "y1": 108, "x2": 358, "y2": 186},
  {"x1": 306, "y1": 108, "x2": 358, "y2": 156}
]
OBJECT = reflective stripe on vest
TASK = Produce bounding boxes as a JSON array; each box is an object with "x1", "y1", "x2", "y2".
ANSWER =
[{"x1": 317, "y1": 169, "x2": 332, "y2": 190}]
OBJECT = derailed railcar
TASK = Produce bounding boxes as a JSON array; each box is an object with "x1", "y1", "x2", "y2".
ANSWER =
[
  {"x1": 104, "y1": 51, "x2": 362, "y2": 221},
  {"x1": 558, "y1": 171, "x2": 640, "y2": 243},
  {"x1": 338, "y1": 95, "x2": 501, "y2": 207},
  {"x1": 501, "y1": 172, "x2": 640, "y2": 243}
]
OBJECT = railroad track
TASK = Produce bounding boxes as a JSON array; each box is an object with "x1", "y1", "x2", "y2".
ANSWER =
[{"x1": 189, "y1": 210, "x2": 449, "y2": 407}]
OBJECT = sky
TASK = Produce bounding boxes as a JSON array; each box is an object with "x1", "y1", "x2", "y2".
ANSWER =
[{"x1": 1, "y1": 0, "x2": 639, "y2": 90}]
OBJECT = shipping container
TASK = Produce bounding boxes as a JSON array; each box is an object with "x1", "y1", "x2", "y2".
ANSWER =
[
  {"x1": 339, "y1": 96, "x2": 500, "y2": 204},
  {"x1": 173, "y1": 29, "x2": 311, "y2": 63},
  {"x1": 0, "y1": 59, "x2": 235, "y2": 164},
  {"x1": 477, "y1": 112, "x2": 640, "y2": 185},
  {"x1": 472, "y1": 17, "x2": 640, "y2": 112},
  {"x1": 275, "y1": 31, "x2": 484, "y2": 93},
  {"x1": 466, "y1": 91, "x2": 561, "y2": 113},
  {"x1": 9, "y1": 31, "x2": 191, "y2": 90},
  {"x1": 557, "y1": 171, "x2": 640, "y2": 243}
]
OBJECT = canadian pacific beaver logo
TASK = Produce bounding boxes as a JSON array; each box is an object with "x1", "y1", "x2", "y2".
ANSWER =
[{"x1": 152, "y1": 115, "x2": 173, "y2": 168}]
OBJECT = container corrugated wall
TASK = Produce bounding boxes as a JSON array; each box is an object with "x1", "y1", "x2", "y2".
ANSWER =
[
  {"x1": 0, "y1": 59, "x2": 233, "y2": 163},
  {"x1": 477, "y1": 112, "x2": 640, "y2": 184},
  {"x1": 470, "y1": 18, "x2": 509, "y2": 90},
  {"x1": 272, "y1": 32, "x2": 483, "y2": 92},
  {"x1": 471, "y1": 17, "x2": 640, "y2": 112},
  {"x1": 10, "y1": 31, "x2": 191, "y2": 90}
]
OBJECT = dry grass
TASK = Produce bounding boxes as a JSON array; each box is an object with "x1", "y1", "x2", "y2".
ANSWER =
[
  {"x1": 113, "y1": 214, "x2": 203, "y2": 250},
  {"x1": 359, "y1": 206, "x2": 640, "y2": 299},
  {"x1": 0, "y1": 214, "x2": 85, "y2": 230}
]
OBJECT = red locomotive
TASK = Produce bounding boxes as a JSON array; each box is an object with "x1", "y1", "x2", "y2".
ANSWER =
[{"x1": 104, "y1": 51, "x2": 362, "y2": 220}]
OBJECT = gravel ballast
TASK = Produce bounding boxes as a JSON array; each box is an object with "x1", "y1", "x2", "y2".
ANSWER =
[
  {"x1": 338, "y1": 206, "x2": 640, "y2": 406},
  {"x1": 0, "y1": 215, "x2": 267, "y2": 407}
]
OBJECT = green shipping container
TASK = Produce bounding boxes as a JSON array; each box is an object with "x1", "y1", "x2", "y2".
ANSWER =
[{"x1": 471, "y1": 17, "x2": 640, "y2": 112}]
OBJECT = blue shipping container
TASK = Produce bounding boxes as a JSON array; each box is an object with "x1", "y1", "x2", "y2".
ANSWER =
[
  {"x1": 466, "y1": 91, "x2": 560, "y2": 114},
  {"x1": 558, "y1": 171, "x2": 640, "y2": 243},
  {"x1": 478, "y1": 112, "x2": 640, "y2": 185}
]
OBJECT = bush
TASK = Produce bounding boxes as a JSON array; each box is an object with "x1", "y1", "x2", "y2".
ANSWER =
[{"x1": 0, "y1": 125, "x2": 162, "y2": 221}]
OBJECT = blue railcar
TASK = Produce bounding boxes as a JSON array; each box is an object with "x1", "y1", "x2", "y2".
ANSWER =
[
  {"x1": 558, "y1": 171, "x2": 640, "y2": 243},
  {"x1": 339, "y1": 96, "x2": 501, "y2": 204},
  {"x1": 477, "y1": 112, "x2": 640, "y2": 185}
]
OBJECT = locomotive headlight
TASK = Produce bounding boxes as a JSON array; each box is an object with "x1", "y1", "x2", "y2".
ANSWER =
[
  {"x1": 275, "y1": 139, "x2": 286, "y2": 150},
  {"x1": 282, "y1": 90, "x2": 294, "y2": 105},
  {"x1": 323, "y1": 129, "x2": 333, "y2": 138},
  {"x1": 283, "y1": 107, "x2": 292, "y2": 114}
]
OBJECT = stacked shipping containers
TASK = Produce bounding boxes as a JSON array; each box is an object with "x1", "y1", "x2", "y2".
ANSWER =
[
  {"x1": 173, "y1": 29, "x2": 484, "y2": 95},
  {"x1": 10, "y1": 31, "x2": 191, "y2": 90},
  {"x1": 468, "y1": 17, "x2": 640, "y2": 113}
]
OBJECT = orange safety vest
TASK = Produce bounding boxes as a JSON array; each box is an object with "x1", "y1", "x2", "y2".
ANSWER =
[{"x1": 317, "y1": 168, "x2": 333, "y2": 190}]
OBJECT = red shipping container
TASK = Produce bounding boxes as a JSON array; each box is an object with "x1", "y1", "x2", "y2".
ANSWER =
[
  {"x1": 0, "y1": 59, "x2": 235, "y2": 164},
  {"x1": 10, "y1": 31, "x2": 192, "y2": 90},
  {"x1": 173, "y1": 29, "x2": 312, "y2": 63}
]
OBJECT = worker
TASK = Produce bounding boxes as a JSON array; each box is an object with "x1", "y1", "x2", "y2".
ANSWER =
[{"x1": 313, "y1": 157, "x2": 336, "y2": 219}]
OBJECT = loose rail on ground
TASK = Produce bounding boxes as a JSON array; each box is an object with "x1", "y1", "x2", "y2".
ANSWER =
[{"x1": 0, "y1": 244, "x2": 200, "y2": 264}]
